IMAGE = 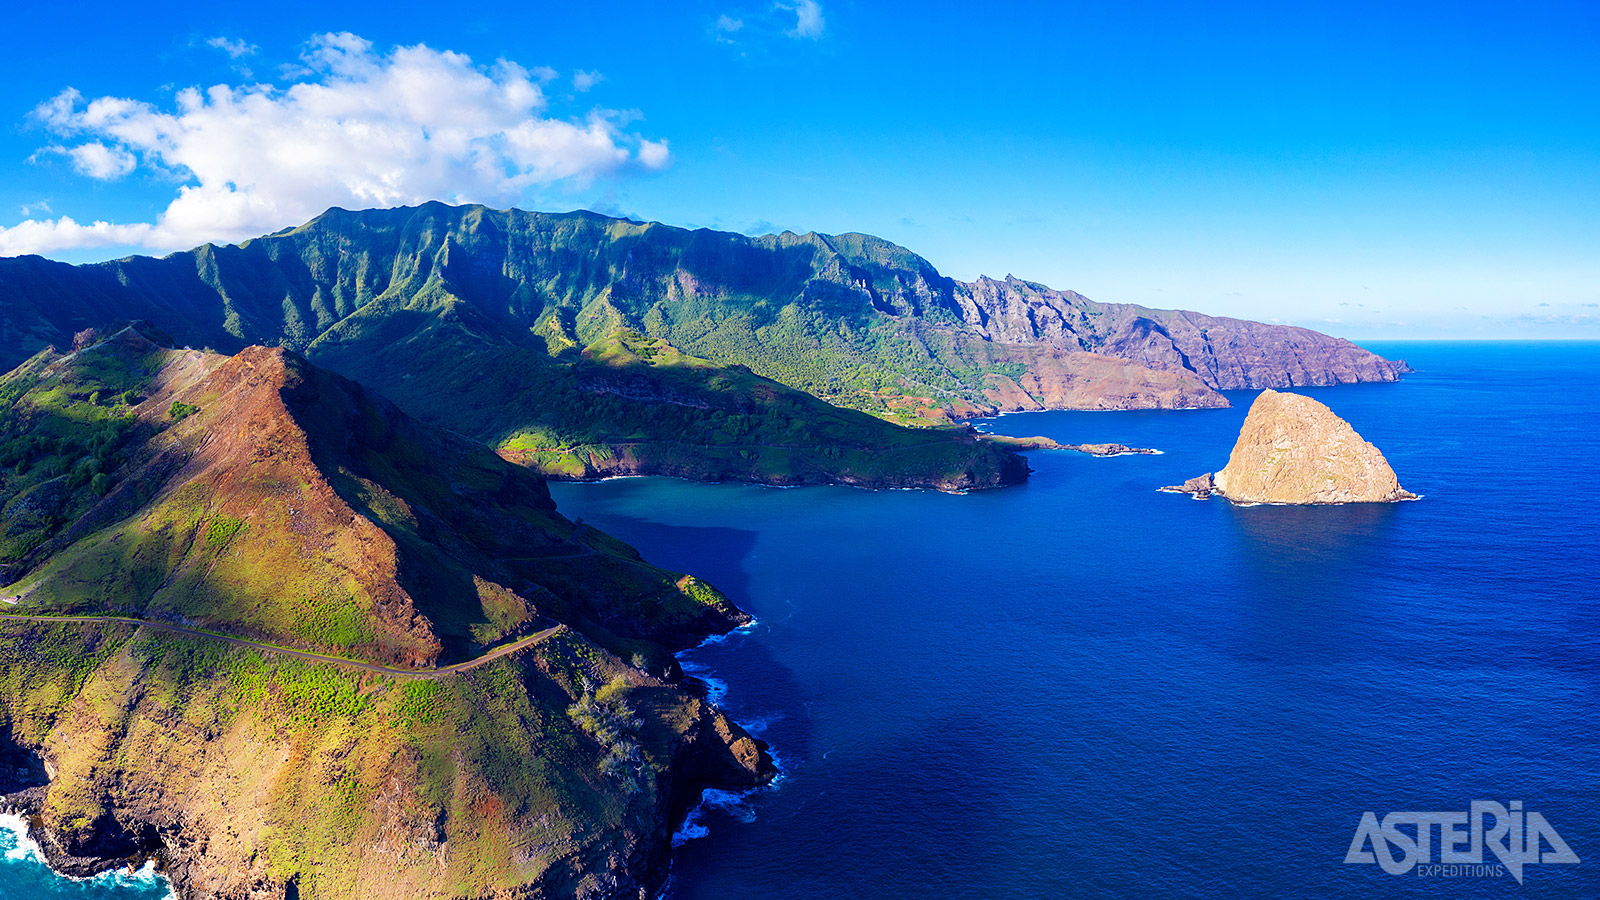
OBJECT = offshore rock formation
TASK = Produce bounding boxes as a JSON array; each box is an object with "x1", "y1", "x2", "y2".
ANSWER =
[
  {"x1": 974, "y1": 431, "x2": 1159, "y2": 456},
  {"x1": 1160, "y1": 473, "x2": 1218, "y2": 499},
  {"x1": 1164, "y1": 390, "x2": 1415, "y2": 504}
]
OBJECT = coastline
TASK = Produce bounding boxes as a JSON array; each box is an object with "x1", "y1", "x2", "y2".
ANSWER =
[
  {"x1": 0, "y1": 605, "x2": 776, "y2": 900},
  {"x1": 659, "y1": 617, "x2": 785, "y2": 897},
  {"x1": 0, "y1": 812, "x2": 174, "y2": 899}
]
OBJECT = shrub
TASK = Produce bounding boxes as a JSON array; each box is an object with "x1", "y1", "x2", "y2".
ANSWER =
[
  {"x1": 205, "y1": 515, "x2": 247, "y2": 547},
  {"x1": 169, "y1": 401, "x2": 199, "y2": 422}
]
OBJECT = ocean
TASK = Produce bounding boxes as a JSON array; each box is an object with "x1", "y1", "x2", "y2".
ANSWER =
[{"x1": 8, "y1": 341, "x2": 1597, "y2": 897}]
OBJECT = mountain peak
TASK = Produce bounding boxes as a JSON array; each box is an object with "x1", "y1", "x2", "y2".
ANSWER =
[{"x1": 3, "y1": 340, "x2": 747, "y2": 666}]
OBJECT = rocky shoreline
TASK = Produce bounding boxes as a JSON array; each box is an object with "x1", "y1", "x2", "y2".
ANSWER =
[
  {"x1": 975, "y1": 431, "x2": 1160, "y2": 457},
  {"x1": 1159, "y1": 473, "x2": 1219, "y2": 499},
  {"x1": 531, "y1": 447, "x2": 1032, "y2": 493},
  {"x1": 0, "y1": 625, "x2": 775, "y2": 900}
]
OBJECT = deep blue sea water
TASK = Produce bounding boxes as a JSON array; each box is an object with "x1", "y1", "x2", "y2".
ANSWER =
[
  {"x1": 551, "y1": 341, "x2": 1599, "y2": 899},
  {"x1": 5, "y1": 341, "x2": 1595, "y2": 898}
]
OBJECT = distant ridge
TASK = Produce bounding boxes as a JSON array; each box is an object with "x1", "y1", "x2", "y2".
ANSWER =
[{"x1": 0, "y1": 203, "x2": 1406, "y2": 486}]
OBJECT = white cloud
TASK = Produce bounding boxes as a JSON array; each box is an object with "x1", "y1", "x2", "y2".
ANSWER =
[
  {"x1": 0, "y1": 217, "x2": 152, "y2": 256},
  {"x1": 206, "y1": 36, "x2": 258, "y2": 59},
  {"x1": 1, "y1": 33, "x2": 670, "y2": 258},
  {"x1": 785, "y1": 0, "x2": 825, "y2": 39},
  {"x1": 66, "y1": 142, "x2": 137, "y2": 179},
  {"x1": 714, "y1": 4, "x2": 822, "y2": 47},
  {"x1": 18, "y1": 200, "x2": 51, "y2": 217},
  {"x1": 572, "y1": 69, "x2": 603, "y2": 92}
]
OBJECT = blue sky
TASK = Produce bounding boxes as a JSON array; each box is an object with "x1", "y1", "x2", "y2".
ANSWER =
[{"x1": 2, "y1": 0, "x2": 1596, "y2": 338}]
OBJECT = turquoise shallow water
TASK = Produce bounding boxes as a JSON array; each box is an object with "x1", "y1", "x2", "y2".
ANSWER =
[{"x1": 5, "y1": 341, "x2": 1596, "y2": 897}]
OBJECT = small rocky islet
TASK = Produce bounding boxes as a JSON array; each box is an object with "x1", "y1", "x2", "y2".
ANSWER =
[{"x1": 1163, "y1": 389, "x2": 1415, "y2": 504}]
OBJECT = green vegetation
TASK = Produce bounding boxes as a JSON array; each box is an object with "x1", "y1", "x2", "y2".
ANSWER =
[
  {"x1": 0, "y1": 338, "x2": 162, "y2": 564},
  {"x1": 293, "y1": 593, "x2": 371, "y2": 649},
  {"x1": 567, "y1": 676, "x2": 644, "y2": 784},
  {"x1": 0, "y1": 617, "x2": 727, "y2": 900},
  {"x1": 204, "y1": 514, "x2": 248, "y2": 547},
  {"x1": 0, "y1": 204, "x2": 1035, "y2": 488},
  {"x1": 338, "y1": 325, "x2": 1022, "y2": 490},
  {"x1": 395, "y1": 679, "x2": 444, "y2": 726},
  {"x1": 168, "y1": 400, "x2": 199, "y2": 421}
]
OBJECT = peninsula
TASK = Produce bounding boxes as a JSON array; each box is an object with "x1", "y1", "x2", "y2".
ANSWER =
[{"x1": 0, "y1": 325, "x2": 773, "y2": 899}]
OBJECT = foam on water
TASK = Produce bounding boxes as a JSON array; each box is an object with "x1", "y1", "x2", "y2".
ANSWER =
[
  {"x1": 0, "y1": 815, "x2": 41, "y2": 863},
  {"x1": 668, "y1": 619, "x2": 787, "y2": 855},
  {"x1": 0, "y1": 814, "x2": 175, "y2": 899}
]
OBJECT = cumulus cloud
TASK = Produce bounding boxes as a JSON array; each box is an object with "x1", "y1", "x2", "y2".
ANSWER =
[
  {"x1": 65, "y1": 142, "x2": 137, "y2": 179},
  {"x1": 572, "y1": 69, "x2": 604, "y2": 92},
  {"x1": 1, "y1": 33, "x2": 670, "y2": 257},
  {"x1": 206, "y1": 36, "x2": 258, "y2": 59}
]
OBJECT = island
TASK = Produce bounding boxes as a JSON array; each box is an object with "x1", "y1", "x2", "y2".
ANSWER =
[
  {"x1": 1162, "y1": 389, "x2": 1416, "y2": 504},
  {"x1": 0, "y1": 206, "x2": 1416, "y2": 899}
]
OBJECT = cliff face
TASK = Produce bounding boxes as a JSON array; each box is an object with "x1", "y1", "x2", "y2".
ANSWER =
[
  {"x1": 0, "y1": 204, "x2": 1402, "y2": 489},
  {"x1": 953, "y1": 275, "x2": 1410, "y2": 391},
  {"x1": 1204, "y1": 390, "x2": 1414, "y2": 504},
  {"x1": 0, "y1": 328, "x2": 774, "y2": 899}
]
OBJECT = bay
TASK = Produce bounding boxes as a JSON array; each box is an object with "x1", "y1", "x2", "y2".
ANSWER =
[
  {"x1": 9, "y1": 341, "x2": 1595, "y2": 897},
  {"x1": 553, "y1": 340, "x2": 1600, "y2": 899}
]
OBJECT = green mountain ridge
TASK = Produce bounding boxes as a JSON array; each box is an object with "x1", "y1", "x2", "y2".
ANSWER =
[{"x1": 0, "y1": 203, "x2": 1404, "y2": 488}]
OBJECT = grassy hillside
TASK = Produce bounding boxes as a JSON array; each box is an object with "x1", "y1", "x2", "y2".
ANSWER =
[
  {"x1": 0, "y1": 618, "x2": 765, "y2": 900},
  {"x1": 1, "y1": 326, "x2": 746, "y2": 662}
]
